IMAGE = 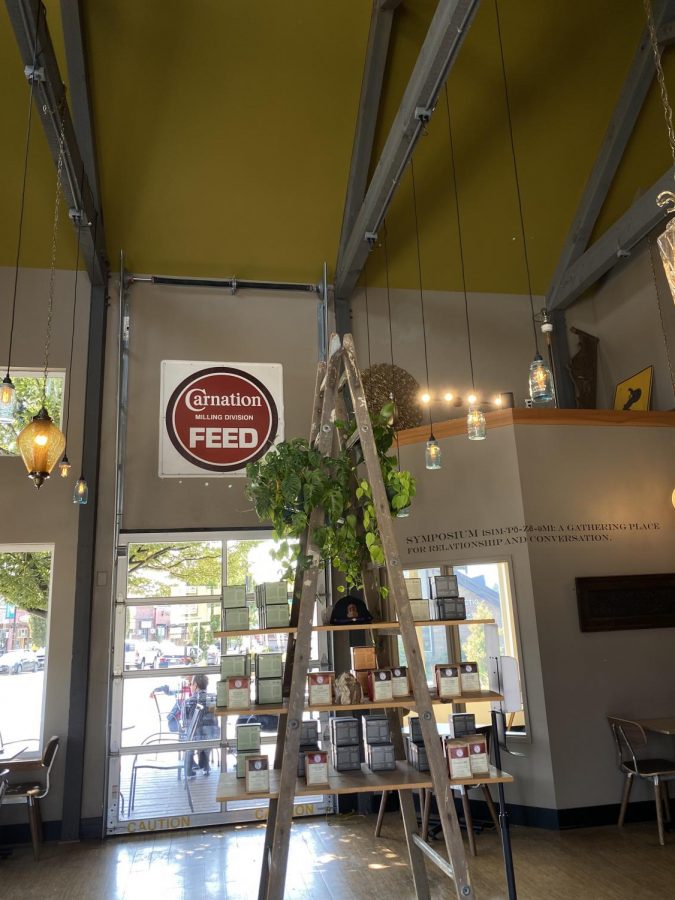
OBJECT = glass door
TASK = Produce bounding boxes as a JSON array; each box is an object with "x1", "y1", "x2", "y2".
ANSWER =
[{"x1": 106, "y1": 531, "x2": 332, "y2": 836}]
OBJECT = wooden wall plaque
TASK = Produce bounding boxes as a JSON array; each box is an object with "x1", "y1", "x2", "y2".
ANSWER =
[{"x1": 576, "y1": 573, "x2": 675, "y2": 632}]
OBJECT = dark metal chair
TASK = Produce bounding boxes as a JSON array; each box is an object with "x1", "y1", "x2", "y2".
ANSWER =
[
  {"x1": 608, "y1": 716, "x2": 675, "y2": 845},
  {"x1": 2, "y1": 736, "x2": 59, "y2": 860}
]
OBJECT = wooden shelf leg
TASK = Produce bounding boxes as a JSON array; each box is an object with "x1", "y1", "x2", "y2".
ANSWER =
[
  {"x1": 257, "y1": 797, "x2": 279, "y2": 900},
  {"x1": 421, "y1": 789, "x2": 431, "y2": 843},
  {"x1": 458, "y1": 787, "x2": 476, "y2": 857},
  {"x1": 374, "y1": 791, "x2": 388, "y2": 837}
]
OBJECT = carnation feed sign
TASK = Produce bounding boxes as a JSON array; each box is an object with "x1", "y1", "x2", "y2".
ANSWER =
[{"x1": 160, "y1": 361, "x2": 283, "y2": 477}]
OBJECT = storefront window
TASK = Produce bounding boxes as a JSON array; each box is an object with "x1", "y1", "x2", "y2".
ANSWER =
[
  {"x1": 0, "y1": 546, "x2": 52, "y2": 755},
  {"x1": 0, "y1": 372, "x2": 64, "y2": 456}
]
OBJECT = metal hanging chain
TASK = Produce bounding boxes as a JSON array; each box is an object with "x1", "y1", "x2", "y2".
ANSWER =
[
  {"x1": 647, "y1": 237, "x2": 675, "y2": 398},
  {"x1": 410, "y1": 157, "x2": 434, "y2": 431},
  {"x1": 494, "y1": 0, "x2": 539, "y2": 352},
  {"x1": 644, "y1": 0, "x2": 675, "y2": 166},
  {"x1": 42, "y1": 114, "x2": 67, "y2": 406},
  {"x1": 383, "y1": 220, "x2": 402, "y2": 467},
  {"x1": 63, "y1": 165, "x2": 86, "y2": 441},
  {"x1": 444, "y1": 84, "x2": 476, "y2": 392},
  {"x1": 6, "y1": 1, "x2": 42, "y2": 376}
]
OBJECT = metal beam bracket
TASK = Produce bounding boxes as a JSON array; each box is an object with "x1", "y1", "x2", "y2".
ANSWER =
[
  {"x1": 414, "y1": 105, "x2": 433, "y2": 123},
  {"x1": 68, "y1": 208, "x2": 89, "y2": 226},
  {"x1": 365, "y1": 231, "x2": 379, "y2": 246},
  {"x1": 24, "y1": 64, "x2": 45, "y2": 82}
]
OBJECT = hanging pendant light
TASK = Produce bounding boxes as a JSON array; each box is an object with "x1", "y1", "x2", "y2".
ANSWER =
[
  {"x1": 18, "y1": 117, "x2": 67, "y2": 489},
  {"x1": 73, "y1": 475, "x2": 88, "y2": 505},
  {"x1": 444, "y1": 87, "x2": 487, "y2": 441},
  {"x1": 410, "y1": 159, "x2": 441, "y2": 470},
  {"x1": 1, "y1": 6, "x2": 43, "y2": 424},
  {"x1": 58, "y1": 453, "x2": 71, "y2": 478},
  {"x1": 644, "y1": 0, "x2": 675, "y2": 302},
  {"x1": 495, "y1": 1, "x2": 556, "y2": 406}
]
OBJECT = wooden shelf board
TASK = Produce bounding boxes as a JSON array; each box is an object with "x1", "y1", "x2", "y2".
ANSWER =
[
  {"x1": 213, "y1": 690, "x2": 503, "y2": 717},
  {"x1": 214, "y1": 618, "x2": 494, "y2": 639},
  {"x1": 215, "y1": 762, "x2": 513, "y2": 802}
]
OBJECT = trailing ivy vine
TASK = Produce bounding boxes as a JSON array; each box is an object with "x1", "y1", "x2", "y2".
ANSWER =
[{"x1": 246, "y1": 402, "x2": 415, "y2": 595}]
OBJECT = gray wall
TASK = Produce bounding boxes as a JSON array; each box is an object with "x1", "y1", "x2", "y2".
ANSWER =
[{"x1": 0, "y1": 266, "x2": 91, "y2": 824}]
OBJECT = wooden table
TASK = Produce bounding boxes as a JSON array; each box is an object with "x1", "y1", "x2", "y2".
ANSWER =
[{"x1": 636, "y1": 718, "x2": 675, "y2": 735}]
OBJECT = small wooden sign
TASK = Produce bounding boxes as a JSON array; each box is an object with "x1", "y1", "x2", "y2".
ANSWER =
[{"x1": 350, "y1": 646, "x2": 378, "y2": 671}]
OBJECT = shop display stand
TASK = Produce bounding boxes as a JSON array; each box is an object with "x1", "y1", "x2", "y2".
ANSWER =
[{"x1": 245, "y1": 333, "x2": 476, "y2": 900}]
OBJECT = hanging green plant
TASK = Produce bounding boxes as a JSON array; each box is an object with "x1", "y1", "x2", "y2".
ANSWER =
[{"x1": 245, "y1": 402, "x2": 416, "y2": 595}]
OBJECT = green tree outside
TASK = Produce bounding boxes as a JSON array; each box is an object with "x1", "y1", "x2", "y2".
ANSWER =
[
  {"x1": 0, "y1": 375, "x2": 63, "y2": 456},
  {"x1": 0, "y1": 550, "x2": 52, "y2": 649}
]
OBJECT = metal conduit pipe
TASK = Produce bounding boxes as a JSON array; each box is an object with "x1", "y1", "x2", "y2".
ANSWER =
[{"x1": 130, "y1": 274, "x2": 321, "y2": 294}]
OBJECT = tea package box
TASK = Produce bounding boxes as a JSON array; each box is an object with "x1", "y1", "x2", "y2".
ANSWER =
[
  {"x1": 221, "y1": 654, "x2": 250, "y2": 679},
  {"x1": 367, "y1": 669, "x2": 393, "y2": 703},
  {"x1": 223, "y1": 607, "x2": 249, "y2": 632},
  {"x1": 459, "y1": 661, "x2": 480, "y2": 693},
  {"x1": 245, "y1": 756, "x2": 270, "y2": 793},
  {"x1": 222, "y1": 585, "x2": 247, "y2": 609},
  {"x1": 305, "y1": 750, "x2": 329, "y2": 785},
  {"x1": 236, "y1": 722, "x2": 261, "y2": 752},
  {"x1": 448, "y1": 713, "x2": 476, "y2": 739},
  {"x1": 366, "y1": 742, "x2": 396, "y2": 772},
  {"x1": 255, "y1": 652, "x2": 284, "y2": 680},
  {"x1": 432, "y1": 575, "x2": 459, "y2": 599},
  {"x1": 329, "y1": 716, "x2": 360, "y2": 746},
  {"x1": 446, "y1": 738, "x2": 472, "y2": 779},
  {"x1": 364, "y1": 716, "x2": 389, "y2": 745},
  {"x1": 436, "y1": 597, "x2": 466, "y2": 621},
  {"x1": 435, "y1": 664, "x2": 461, "y2": 699},
  {"x1": 307, "y1": 671, "x2": 334, "y2": 706},
  {"x1": 409, "y1": 599, "x2": 431, "y2": 621},
  {"x1": 222, "y1": 675, "x2": 250, "y2": 709},
  {"x1": 404, "y1": 576, "x2": 423, "y2": 600},
  {"x1": 467, "y1": 734, "x2": 490, "y2": 775},
  {"x1": 255, "y1": 677, "x2": 283, "y2": 705},
  {"x1": 391, "y1": 666, "x2": 409, "y2": 698}
]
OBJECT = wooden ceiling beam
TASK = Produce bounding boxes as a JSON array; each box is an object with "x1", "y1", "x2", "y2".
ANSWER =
[
  {"x1": 546, "y1": 0, "x2": 675, "y2": 310},
  {"x1": 548, "y1": 163, "x2": 675, "y2": 311},
  {"x1": 5, "y1": 0, "x2": 107, "y2": 285},
  {"x1": 334, "y1": 0, "x2": 480, "y2": 301},
  {"x1": 336, "y1": 0, "x2": 400, "y2": 270}
]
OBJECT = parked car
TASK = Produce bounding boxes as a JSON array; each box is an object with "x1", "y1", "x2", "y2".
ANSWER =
[
  {"x1": 124, "y1": 640, "x2": 162, "y2": 669},
  {"x1": 124, "y1": 640, "x2": 142, "y2": 670},
  {"x1": 206, "y1": 644, "x2": 220, "y2": 666},
  {"x1": 0, "y1": 649, "x2": 39, "y2": 675},
  {"x1": 36, "y1": 647, "x2": 46, "y2": 670},
  {"x1": 157, "y1": 644, "x2": 202, "y2": 668},
  {"x1": 236, "y1": 713, "x2": 279, "y2": 733}
]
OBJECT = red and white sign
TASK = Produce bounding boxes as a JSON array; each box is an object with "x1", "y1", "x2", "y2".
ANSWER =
[{"x1": 160, "y1": 361, "x2": 283, "y2": 477}]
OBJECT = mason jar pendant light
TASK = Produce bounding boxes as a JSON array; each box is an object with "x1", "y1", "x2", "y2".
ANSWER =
[
  {"x1": 495, "y1": 1, "x2": 555, "y2": 405},
  {"x1": 73, "y1": 475, "x2": 88, "y2": 504},
  {"x1": 444, "y1": 87, "x2": 487, "y2": 441},
  {"x1": 1, "y1": 6, "x2": 42, "y2": 425},
  {"x1": 18, "y1": 118, "x2": 67, "y2": 489},
  {"x1": 644, "y1": 0, "x2": 675, "y2": 302},
  {"x1": 410, "y1": 159, "x2": 442, "y2": 471}
]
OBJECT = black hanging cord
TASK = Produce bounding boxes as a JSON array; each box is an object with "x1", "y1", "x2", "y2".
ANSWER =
[
  {"x1": 6, "y1": 2, "x2": 42, "y2": 376},
  {"x1": 410, "y1": 158, "x2": 434, "y2": 434},
  {"x1": 383, "y1": 221, "x2": 402, "y2": 468},
  {"x1": 63, "y1": 165, "x2": 86, "y2": 443},
  {"x1": 444, "y1": 85, "x2": 476, "y2": 392},
  {"x1": 494, "y1": 0, "x2": 539, "y2": 352},
  {"x1": 364, "y1": 261, "x2": 372, "y2": 371}
]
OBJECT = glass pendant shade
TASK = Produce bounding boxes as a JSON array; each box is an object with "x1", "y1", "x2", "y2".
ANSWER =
[
  {"x1": 657, "y1": 217, "x2": 675, "y2": 303},
  {"x1": 529, "y1": 353, "x2": 555, "y2": 403},
  {"x1": 396, "y1": 505, "x2": 411, "y2": 518},
  {"x1": 73, "y1": 476, "x2": 88, "y2": 505},
  {"x1": 17, "y1": 406, "x2": 66, "y2": 489},
  {"x1": 59, "y1": 454, "x2": 71, "y2": 478},
  {"x1": 0, "y1": 375, "x2": 17, "y2": 424},
  {"x1": 467, "y1": 406, "x2": 487, "y2": 441},
  {"x1": 425, "y1": 436, "x2": 442, "y2": 470}
]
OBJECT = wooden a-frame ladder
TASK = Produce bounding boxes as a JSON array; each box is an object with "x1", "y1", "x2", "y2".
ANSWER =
[{"x1": 257, "y1": 333, "x2": 474, "y2": 900}]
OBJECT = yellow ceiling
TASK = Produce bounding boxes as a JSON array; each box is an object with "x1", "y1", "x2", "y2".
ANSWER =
[{"x1": 0, "y1": 1, "x2": 673, "y2": 295}]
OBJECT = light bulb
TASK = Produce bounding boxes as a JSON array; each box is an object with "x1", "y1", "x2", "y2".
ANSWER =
[
  {"x1": 73, "y1": 476, "x2": 88, "y2": 505},
  {"x1": 0, "y1": 375, "x2": 17, "y2": 424},
  {"x1": 467, "y1": 406, "x2": 487, "y2": 441},
  {"x1": 528, "y1": 353, "x2": 555, "y2": 403},
  {"x1": 467, "y1": 393, "x2": 477, "y2": 405},
  {"x1": 443, "y1": 392, "x2": 453, "y2": 402},
  {"x1": 425, "y1": 436, "x2": 442, "y2": 470},
  {"x1": 35, "y1": 434, "x2": 48, "y2": 446},
  {"x1": 421, "y1": 392, "x2": 431, "y2": 405},
  {"x1": 59, "y1": 454, "x2": 71, "y2": 478},
  {"x1": 494, "y1": 396, "x2": 502, "y2": 407}
]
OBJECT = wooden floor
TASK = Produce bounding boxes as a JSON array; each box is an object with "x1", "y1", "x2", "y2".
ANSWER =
[{"x1": 1, "y1": 811, "x2": 674, "y2": 899}]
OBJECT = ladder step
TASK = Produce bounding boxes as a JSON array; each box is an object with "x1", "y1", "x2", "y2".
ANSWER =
[
  {"x1": 411, "y1": 833, "x2": 455, "y2": 880},
  {"x1": 345, "y1": 428, "x2": 361, "y2": 451}
]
